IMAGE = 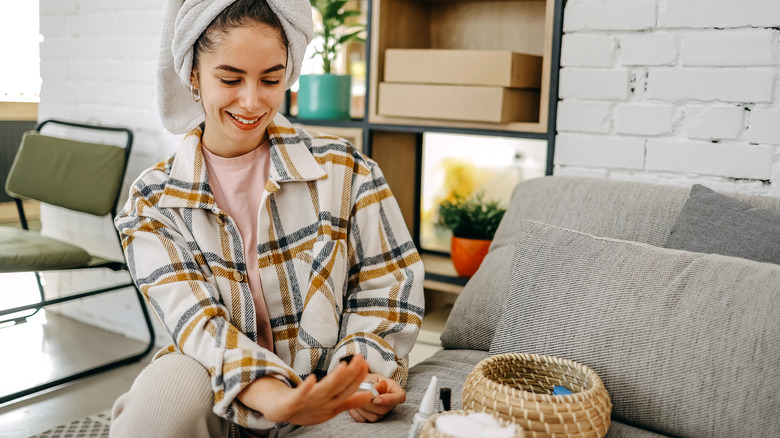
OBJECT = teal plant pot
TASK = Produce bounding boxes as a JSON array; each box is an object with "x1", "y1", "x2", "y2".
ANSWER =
[{"x1": 297, "y1": 74, "x2": 352, "y2": 120}]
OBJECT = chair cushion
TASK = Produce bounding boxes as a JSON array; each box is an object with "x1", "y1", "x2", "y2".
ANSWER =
[
  {"x1": 0, "y1": 227, "x2": 92, "y2": 273},
  {"x1": 665, "y1": 184, "x2": 780, "y2": 264},
  {"x1": 490, "y1": 220, "x2": 780, "y2": 438},
  {"x1": 5, "y1": 131, "x2": 126, "y2": 216}
]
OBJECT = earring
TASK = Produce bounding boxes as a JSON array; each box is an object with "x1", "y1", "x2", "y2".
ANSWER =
[{"x1": 191, "y1": 85, "x2": 201, "y2": 102}]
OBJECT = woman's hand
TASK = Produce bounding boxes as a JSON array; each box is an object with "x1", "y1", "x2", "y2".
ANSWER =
[
  {"x1": 237, "y1": 354, "x2": 374, "y2": 426},
  {"x1": 348, "y1": 373, "x2": 407, "y2": 423}
]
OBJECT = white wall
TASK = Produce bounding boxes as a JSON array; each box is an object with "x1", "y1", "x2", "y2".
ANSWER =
[
  {"x1": 38, "y1": 0, "x2": 172, "y2": 345},
  {"x1": 555, "y1": 0, "x2": 780, "y2": 196},
  {"x1": 37, "y1": 0, "x2": 780, "y2": 341}
]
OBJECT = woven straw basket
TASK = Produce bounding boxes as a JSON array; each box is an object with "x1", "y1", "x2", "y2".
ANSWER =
[
  {"x1": 461, "y1": 353, "x2": 611, "y2": 438},
  {"x1": 419, "y1": 410, "x2": 524, "y2": 438}
]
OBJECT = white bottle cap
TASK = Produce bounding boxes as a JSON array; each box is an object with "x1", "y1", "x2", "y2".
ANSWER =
[{"x1": 419, "y1": 376, "x2": 438, "y2": 415}]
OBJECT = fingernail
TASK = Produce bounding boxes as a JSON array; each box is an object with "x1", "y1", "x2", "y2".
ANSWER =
[{"x1": 373, "y1": 398, "x2": 383, "y2": 404}]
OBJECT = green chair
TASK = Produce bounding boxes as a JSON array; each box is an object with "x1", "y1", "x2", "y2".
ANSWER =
[{"x1": 0, "y1": 119, "x2": 155, "y2": 404}]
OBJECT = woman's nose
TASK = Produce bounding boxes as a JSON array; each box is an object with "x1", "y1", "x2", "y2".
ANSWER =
[{"x1": 238, "y1": 84, "x2": 261, "y2": 111}]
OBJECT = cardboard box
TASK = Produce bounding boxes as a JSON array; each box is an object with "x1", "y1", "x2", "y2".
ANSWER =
[
  {"x1": 378, "y1": 82, "x2": 540, "y2": 124},
  {"x1": 384, "y1": 49, "x2": 542, "y2": 89}
]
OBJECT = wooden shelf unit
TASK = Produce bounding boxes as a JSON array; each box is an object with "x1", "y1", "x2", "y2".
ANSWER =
[
  {"x1": 287, "y1": 0, "x2": 564, "y2": 292},
  {"x1": 369, "y1": 0, "x2": 556, "y2": 133}
]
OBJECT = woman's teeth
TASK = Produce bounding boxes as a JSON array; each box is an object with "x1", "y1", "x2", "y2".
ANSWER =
[{"x1": 229, "y1": 113, "x2": 260, "y2": 124}]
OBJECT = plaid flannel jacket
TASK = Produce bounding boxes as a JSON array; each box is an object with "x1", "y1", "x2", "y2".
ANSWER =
[{"x1": 115, "y1": 114, "x2": 424, "y2": 429}]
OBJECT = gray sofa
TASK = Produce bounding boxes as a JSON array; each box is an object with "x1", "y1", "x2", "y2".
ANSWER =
[{"x1": 290, "y1": 176, "x2": 780, "y2": 438}]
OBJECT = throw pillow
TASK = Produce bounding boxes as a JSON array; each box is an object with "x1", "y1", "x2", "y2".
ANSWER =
[
  {"x1": 489, "y1": 220, "x2": 780, "y2": 438},
  {"x1": 664, "y1": 184, "x2": 780, "y2": 264}
]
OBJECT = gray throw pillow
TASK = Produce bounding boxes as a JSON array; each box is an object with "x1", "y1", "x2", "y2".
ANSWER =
[
  {"x1": 665, "y1": 184, "x2": 780, "y2": 264},
  {"x1": 490, "y1": 220, "x2": 780, "y2": 438}
]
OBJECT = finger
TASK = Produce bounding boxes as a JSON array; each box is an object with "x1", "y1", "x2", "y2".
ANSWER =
[
  {"x1": 353, "y1": 401, "x2": 391, "y2": 416},
  {"x1": 335, "y1": 391, "x2": 373, "y2": 412},
  {"x1": 353, "y1": 408, "x2": 382, "y2": 423},
  {"x1": 373, "y1": 386, "x2": 406, "y2": 406},
  {"x1": 349, "y1": 408, "x2": 368, "y2": 423},
  {"x1": 326, "y1": 357, "x2": 369, "y2": 401},
  {"x1": 322, "y1": 355, "x2": 368, "y2": 395},
  {"x1": 374, "y1": 380, "x2": 389, "y2": 394}
]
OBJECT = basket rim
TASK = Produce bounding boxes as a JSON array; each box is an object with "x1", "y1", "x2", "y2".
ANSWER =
[{"x1": 469, "y1": 352, "x2": 608, "y2": 404}]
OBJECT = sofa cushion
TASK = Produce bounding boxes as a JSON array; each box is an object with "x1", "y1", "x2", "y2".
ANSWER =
[
  {"x1": 287, "y1": 349, "x2": 490, "y2": 437},
  {"x1": 665, "y1": 184, "x2": 780, "y2": 264},
  {"x1": 605, "y1": 422, "x2": 671, "y2": 438},
  {"x1": 440, "y1": 176, "x2": 692, "y2": 351},
  {"x1": 440, "y1": 176, "x2": 780, "y2": 352},
  {"x1": 489, "y1": 220, "x2": 780, "y2": 438}
]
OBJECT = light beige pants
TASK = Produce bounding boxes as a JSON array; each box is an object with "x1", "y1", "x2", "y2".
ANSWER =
[{"x1": 110, "y1": 352, "x2": 242, "y2": 438}]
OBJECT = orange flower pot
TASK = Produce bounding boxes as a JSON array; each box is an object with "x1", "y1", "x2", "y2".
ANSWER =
[{"x1": 450, "y1": 236, "x2": 492, "y2": 278}]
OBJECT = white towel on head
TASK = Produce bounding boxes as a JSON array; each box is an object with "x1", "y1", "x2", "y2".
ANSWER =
[{"x1": 157, "y1": 0, "x2": 313, "y2": 134}]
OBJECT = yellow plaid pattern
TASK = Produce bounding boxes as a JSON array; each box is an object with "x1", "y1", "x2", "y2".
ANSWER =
[{"x1": 115, "y1": 114, "x2": 424, "y2": 430}]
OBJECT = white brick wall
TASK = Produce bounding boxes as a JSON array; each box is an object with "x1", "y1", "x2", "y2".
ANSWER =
[
  {"x1": 556, "y1": 0, "x2": 780, "y2": 197},
  {"x1": 560, "y1": 34, "x2": 616, "y2": 67},
  {"x1": 559, "y1": 68, "x2": 631, "y2": 100},
  {"x1": 38, "y1": 0, "x2": 172, "y2": 346},
  {"x1": 619, "y1": 34, "x2": 677, "y2": 67}
]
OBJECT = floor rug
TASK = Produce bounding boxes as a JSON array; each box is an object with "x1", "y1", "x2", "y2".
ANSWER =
[{"x1": 30, "y1": 410, "x2": 111, "y2": 438}]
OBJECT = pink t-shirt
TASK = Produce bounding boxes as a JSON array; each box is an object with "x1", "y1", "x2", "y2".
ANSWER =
[{"x1": 202, "y1": 141, "x2": 274, "y2": 352}]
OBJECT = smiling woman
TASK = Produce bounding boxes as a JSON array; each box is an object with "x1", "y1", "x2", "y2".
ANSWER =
[{"x1": 110, "y1": 1, "x2": 424, "y2": 437}]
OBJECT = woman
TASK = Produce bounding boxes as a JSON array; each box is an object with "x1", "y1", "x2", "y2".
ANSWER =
[{"x1": 110, "y1": 0, "x2": 424, "y2": 437}]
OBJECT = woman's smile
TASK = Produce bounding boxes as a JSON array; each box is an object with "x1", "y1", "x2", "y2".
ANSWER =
[{"x1": 227, "y1": 111, "x2": 263, "y2": 130}]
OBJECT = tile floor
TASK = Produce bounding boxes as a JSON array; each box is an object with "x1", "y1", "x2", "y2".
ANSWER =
[{"x1": 0, "y1": 310, "x2": 153, "y2": 438}]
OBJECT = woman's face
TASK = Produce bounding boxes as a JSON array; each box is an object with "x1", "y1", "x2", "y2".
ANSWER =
[{"x1": 192, "y1": 23, "x2": 287, "y2": 157}]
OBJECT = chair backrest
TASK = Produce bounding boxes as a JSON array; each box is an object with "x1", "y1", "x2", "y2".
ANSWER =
[{"x1": 4, "y1": 120, "x2": 133, "y2": 217}]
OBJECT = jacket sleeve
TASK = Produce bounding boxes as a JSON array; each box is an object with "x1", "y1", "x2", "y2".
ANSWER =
[
  {"x1": 115, "y1": 176, "x2": 300, "y2": 430},
  {"x1": 328, "y1": 161, "x2": 425, "y2": 386}
]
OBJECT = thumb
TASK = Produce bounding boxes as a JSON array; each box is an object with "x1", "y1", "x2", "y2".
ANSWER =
[{"x1": 375, "y1": 380, "x2": 389, "y2": 394}]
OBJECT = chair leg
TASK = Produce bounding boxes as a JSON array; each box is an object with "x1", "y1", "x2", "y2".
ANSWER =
[
  {"x1": 0, "y1": 281, "x2": 156, "y2": 405},
  {"x1": 0, "y1": 272, "x2": 47, "y2": 326}
]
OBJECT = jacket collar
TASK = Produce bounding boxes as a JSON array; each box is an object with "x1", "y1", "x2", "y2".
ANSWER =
[{"x1": 159, "y1": 113, "x2": 327, "y2": 210}]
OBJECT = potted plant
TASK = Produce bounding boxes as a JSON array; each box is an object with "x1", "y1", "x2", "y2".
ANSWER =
[
  {"x1": 437, "y1": 192, "x2": 507, "y2": 277},
  {"x1": 298, "y1": 0, "x2": 365, "y2": 120}
]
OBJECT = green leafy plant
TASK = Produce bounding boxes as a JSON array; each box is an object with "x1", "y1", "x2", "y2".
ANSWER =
[
  {"x1": 309, "y1": 0, "x2": 366, "y2": 74},
  {"x1": 437, "y1": 192, "x2": 507, "y2": 240}
]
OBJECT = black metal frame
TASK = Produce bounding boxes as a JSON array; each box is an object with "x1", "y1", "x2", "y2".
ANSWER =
[
  {"x1": 283, "y1": 0, "x2": 567, "y2": 286},
  {"x1": 0, "y1": 119, "x2": 156, "y2": 405}
]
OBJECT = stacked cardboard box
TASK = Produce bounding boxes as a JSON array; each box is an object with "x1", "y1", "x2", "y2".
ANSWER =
[{"x1": 378, "y1": 49, "x2": 543, "y2": 124}]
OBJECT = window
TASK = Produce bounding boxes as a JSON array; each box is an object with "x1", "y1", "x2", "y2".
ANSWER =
[{"x1": 0, "y1": 1, "x2": 41, "y2": 102}]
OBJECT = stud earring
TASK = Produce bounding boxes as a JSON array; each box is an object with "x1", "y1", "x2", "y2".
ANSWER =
[{"x1": 190, "y1": 85, "x2": 201, "y2": 102}]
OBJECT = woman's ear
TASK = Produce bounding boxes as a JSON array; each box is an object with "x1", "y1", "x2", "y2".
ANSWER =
[{"x1": 190, "y1": 69, "x2": 199, "y2": 88}]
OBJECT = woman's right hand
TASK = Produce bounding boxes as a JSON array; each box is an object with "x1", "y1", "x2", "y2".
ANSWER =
[{"x1": 237, "y1": 354, "x2": 374, "y2": 425}]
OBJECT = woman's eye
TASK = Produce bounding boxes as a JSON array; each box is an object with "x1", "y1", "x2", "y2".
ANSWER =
[
  {"x1": 220, "y1": 79, "x2": 240, "y2": 86},
  {"x1": 263, "y1": 80, "x2": 281, "y2": 85}
]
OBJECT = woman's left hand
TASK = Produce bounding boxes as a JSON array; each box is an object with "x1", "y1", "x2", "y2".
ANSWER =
[{"x1": 348, "y1": 373, "x2": 406, "y2": 423}]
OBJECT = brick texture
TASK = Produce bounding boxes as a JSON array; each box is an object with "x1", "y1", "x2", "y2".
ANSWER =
[
  {"x1": 556, "y1": 0, "x2": 779, "y2": 194},
  {"x1": 559, "y1": 68, "x2": 631, "y2": 100},
  {"x1": 682, "y1": 29, "x2": 776, "y2": 67}
]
